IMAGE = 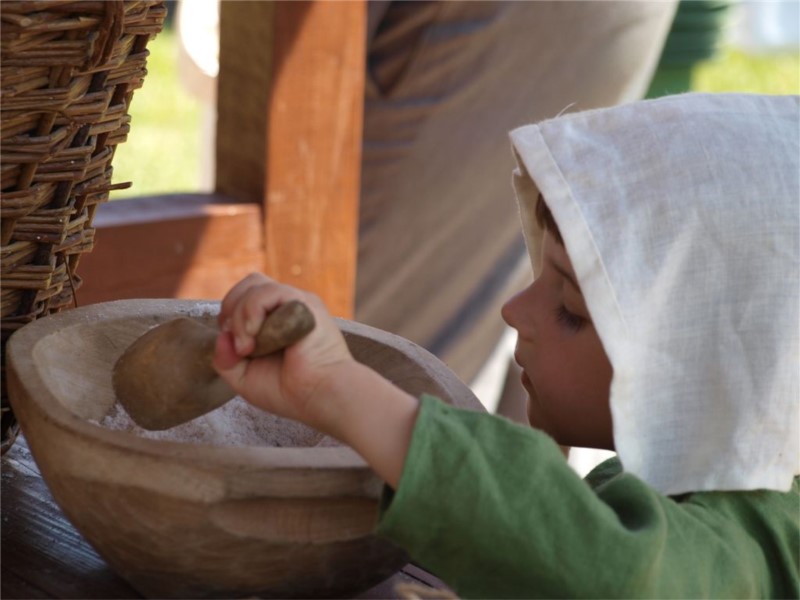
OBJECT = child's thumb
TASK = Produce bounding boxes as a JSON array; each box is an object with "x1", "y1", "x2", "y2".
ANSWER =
[{"x1": 212, "y1": 330, "x2": 248, "y2": 387}]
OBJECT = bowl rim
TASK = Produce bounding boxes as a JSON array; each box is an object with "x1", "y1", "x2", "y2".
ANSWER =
[{"x1": 7, "y1": 298, "x2": 483, "y2": 472}]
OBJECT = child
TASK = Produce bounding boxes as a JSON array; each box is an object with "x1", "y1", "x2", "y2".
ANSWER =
[{"x1": 213, "y1": 93, "x2": 799, "y2": 598}]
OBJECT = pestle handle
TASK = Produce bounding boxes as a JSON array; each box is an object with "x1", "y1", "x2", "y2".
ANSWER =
[{"x1": 250, "y1": 300, "x2": 316, "y2": 357}]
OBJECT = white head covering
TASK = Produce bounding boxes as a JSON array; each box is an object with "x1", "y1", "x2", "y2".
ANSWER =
[{"x1": 509, "y1": 93, "x2": 799, "y2": 495}]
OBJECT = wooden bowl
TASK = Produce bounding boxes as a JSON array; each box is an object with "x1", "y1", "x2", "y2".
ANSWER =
[{"x1": 7, "y1": 299, "x2": 483, "y2": 598}]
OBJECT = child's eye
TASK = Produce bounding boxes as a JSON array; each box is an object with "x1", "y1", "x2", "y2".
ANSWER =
[{"x1": 554, "y1": 305, "x2": 586, "y2": 332}]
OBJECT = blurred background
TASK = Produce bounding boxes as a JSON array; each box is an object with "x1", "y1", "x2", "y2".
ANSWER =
[
  {"x1": 112, "y1": 0, "x2": 800, "y2": 201},
  {"x1": 107, "y1": 0, "x2": 799, "y2": 476}
]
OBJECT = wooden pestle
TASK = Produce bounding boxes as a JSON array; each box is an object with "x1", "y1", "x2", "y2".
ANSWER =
[{"x1": 112, "y1": 301, "x2": 315, "y2": 430}]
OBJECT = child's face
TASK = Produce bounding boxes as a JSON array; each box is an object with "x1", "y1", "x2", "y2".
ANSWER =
[{"x1": 502, "y1": 232, "x2": 614, "y2": 450}]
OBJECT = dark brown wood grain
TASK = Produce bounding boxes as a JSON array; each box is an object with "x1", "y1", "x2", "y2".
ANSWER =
[{"x1": 1, "y1": 437, "x2": 141, "y2": 599}]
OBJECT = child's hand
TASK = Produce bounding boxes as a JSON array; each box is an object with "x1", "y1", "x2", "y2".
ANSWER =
[
  {"x1": 213, "y1": 273, "x2": 420, "y2": 488},
  {"x1": 212, "y1": 273, "x2": 354, "y2": 435}
]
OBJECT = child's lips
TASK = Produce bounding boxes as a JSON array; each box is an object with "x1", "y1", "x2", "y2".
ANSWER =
[{"x1": 514, "y1": 352, "x2": 533, "y2": 389}]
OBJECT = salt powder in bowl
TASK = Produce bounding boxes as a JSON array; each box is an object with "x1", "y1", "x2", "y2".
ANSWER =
[{"x1": 95, "y1": 396, "x2": 340, "y2": 448}]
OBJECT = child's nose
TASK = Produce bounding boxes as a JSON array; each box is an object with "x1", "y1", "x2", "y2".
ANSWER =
[
  {"x1": 501, "y1": 286, "x2": 529, "y2": 330},
  {"x1": 502, "y1": 283, "x2": 540, "y2": 340}
]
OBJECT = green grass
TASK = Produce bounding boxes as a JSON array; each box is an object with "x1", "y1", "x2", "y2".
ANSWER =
[
  {"x1": 111, "y1": 33, "x2": 798, "y2": 200},
  {"x1": 694, "y1": 46, "x2": 800, "y2": 94},
  {"x1": 111, "y1": 28, "x2": 203, "y2": 199}
]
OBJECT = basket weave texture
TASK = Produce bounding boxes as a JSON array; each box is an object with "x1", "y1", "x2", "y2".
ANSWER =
[{"x1": 1, "y1": 0, "x2": 166, "y2": 453}]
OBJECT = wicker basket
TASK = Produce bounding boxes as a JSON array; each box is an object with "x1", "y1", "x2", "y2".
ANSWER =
[{"x1": 0, "y1": 0, "x2": 166, "y2": 453}]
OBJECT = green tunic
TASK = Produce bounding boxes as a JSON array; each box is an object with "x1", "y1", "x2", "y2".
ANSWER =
[{"x1": 377, "y1": 395, "x2": 800, "y2": 598}]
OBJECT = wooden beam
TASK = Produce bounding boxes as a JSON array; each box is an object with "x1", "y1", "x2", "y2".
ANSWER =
[
  {"x1": 216, "y1": 1, "x2": 366, "y2": 318},
  {"x1": 215, "y1": 1, "x2": 275, "y2": 205},
  {"x1": 76, "y1": 194, "x2": 263, "y2": 305}
]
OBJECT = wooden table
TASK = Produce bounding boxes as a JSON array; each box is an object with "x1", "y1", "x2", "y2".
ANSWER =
[{"x1": 1, "y1": 436, "x2": 450, "y2": 599}]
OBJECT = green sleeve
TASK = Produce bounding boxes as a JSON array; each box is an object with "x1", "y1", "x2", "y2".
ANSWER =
[{"x1": 376, "y1": 395, "x2": 799, "y2": 599}]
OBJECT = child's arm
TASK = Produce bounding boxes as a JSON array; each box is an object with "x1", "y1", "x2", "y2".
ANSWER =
[
  {"x1": 212, "y1": 273, "x2": 418, "y2": 488},
  {"x1": 377, "y1": 396, "x2": 797, "y2": 598}
]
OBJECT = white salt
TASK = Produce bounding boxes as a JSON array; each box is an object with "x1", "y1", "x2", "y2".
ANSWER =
[
  {"x1": 95, "y1": 397, "x2": 340, "y2": 448},
  {"x1": 185, "y1": 303, "x2": 219, "y2": 318}
]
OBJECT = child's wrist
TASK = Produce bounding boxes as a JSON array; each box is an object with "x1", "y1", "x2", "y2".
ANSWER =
[
  {"x1": 309, "y1": 359, "x2": 419, "y2": 484},
  {"x1": 307, "y1": 359, "x2": 374, "y2": 442}
]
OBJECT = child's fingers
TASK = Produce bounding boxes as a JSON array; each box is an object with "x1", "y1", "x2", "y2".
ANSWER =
[
  {"x1": 220, "y1": 274, "x2": 282, "y2": 354},
  {"x1": 212, "y1": 331, "x2": 257, "y2": 393},
  {"x1": 213, "y1": 330, "x2": 286, "y2": 412},
  {"x1": 237, "y1": 285, "x2": 286, "y2": 337},
  {"x1": 218, "y1": 273, "x2": 276, "y2": 330},
  {"x1": 224, "y1": 276, "x2": 315, "y2": 357},
  {"x1": 233, "y1": 285, "x2": 316, "y2": 354},
  {"x1": 212, "y1": 329, "x2": 240, "y2": 371}
]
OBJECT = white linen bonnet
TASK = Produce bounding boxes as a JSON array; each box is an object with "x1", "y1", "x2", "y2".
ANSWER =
[{"x1": 509, "y1": 93, "x2": 799, "y2": 495}]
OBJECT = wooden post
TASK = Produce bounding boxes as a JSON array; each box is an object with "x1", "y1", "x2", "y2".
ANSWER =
[
  {"x1": 216, "y1": 1, "x2": 274, "y2": 205},
  {"x1": 216, "y1": 1, "x2": 365, "y2": 319}
]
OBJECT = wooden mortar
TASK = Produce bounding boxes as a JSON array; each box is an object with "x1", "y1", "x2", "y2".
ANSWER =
[{"x1": 6, "y1": 299, "x2": 484, "y2": 599}]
